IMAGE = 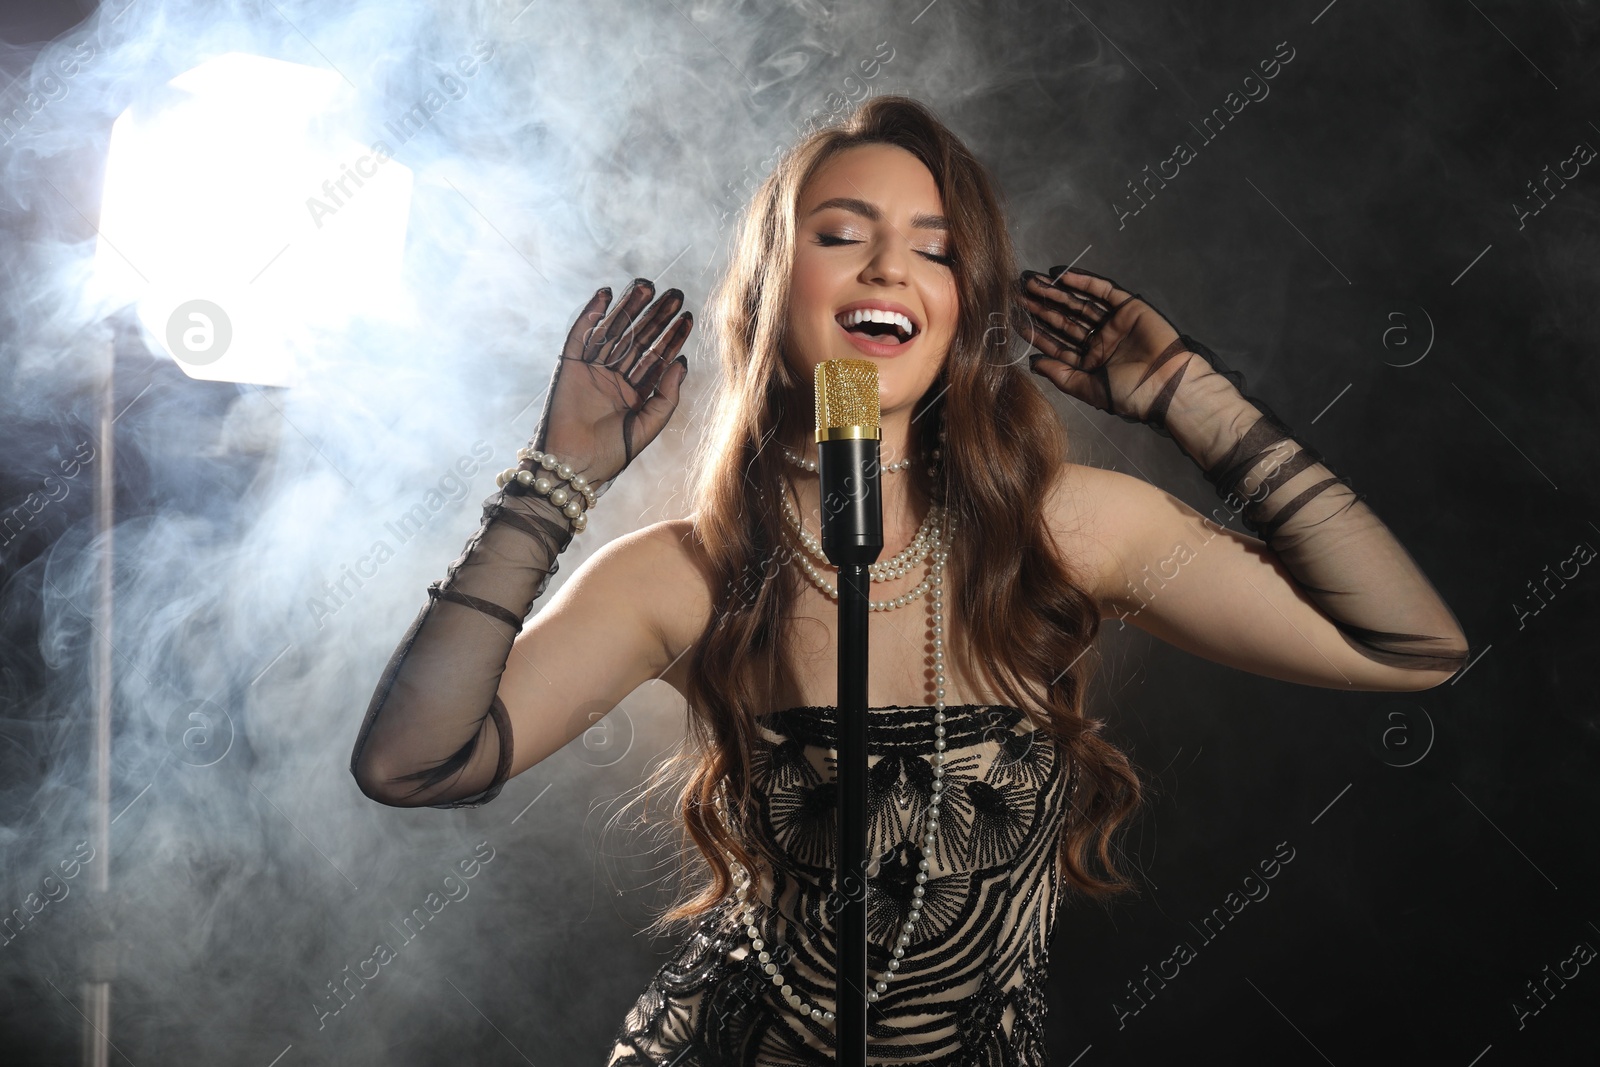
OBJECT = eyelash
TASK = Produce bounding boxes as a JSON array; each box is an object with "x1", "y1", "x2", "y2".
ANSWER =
[{"x1": 815, "y1": 232, "x2": 954, "y2": 267}]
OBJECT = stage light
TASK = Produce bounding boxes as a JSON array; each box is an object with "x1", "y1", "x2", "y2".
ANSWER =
[{"x1": 94, "y1": 52, "x2": 413, "y2": 387}]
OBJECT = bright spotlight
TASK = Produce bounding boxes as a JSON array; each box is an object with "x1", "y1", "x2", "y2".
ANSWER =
[{"x1": 94, "y1": 52, "x2": 413, "y2": 387}]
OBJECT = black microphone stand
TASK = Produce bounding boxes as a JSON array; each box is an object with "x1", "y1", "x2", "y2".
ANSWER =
[{"x1": 819, "y1": 433, "x2": 881, "y2": 1067}]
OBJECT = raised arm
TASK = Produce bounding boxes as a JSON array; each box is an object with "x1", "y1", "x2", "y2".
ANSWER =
[
  {"x1": 350, "y1": 279, "x2": 693, "y2": 808},
  {"x1": 1022, "y1": 265, "x2": 1470, "y2": 690}
]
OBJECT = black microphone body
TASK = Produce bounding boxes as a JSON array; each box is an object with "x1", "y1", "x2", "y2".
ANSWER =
[{"x1": 818, "y1": 436, "x2": 884, "y2": 566}]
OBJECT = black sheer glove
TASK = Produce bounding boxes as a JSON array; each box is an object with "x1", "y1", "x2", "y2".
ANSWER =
[
  {"x1": 1021, "y1": 265, "x2": 1469, "y2": 677},
  {"x1": 349, "y1": 280, "x2": 694, "y2": 808},
  {"x1": 530, "y1": 279, "x2": 695, "y2": 502}
]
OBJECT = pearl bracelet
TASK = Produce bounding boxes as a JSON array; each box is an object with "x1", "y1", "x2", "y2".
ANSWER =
[{"x1": 494, "y1": 448, "x2": 596, "y2": 533}]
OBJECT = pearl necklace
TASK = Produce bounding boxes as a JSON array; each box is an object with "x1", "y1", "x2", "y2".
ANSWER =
[
  {"x1": 777, "y1": 438, "x2": 943, "y2": 609},
  {"x1": 726, "y1": 515, "x2": 954, "y2": 1026},
  {"x1": 779, "y1": 489, "x2": 942, "y2": 590},
  {"x1": 782, "y1": 444, "x2": 914, "y2": 474},
  {"x1": 781, "y1": 506, "x2": 944, "y2": 612}
]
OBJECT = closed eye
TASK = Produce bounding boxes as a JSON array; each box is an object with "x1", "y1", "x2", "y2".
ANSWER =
[{"x1": 815, "y1": 233, "x2": 954, "y2": 267}]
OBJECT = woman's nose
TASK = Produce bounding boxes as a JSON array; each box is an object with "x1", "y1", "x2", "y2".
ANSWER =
[{"x1": 860, "y1": 236, "x2": 911, "y2": 284}]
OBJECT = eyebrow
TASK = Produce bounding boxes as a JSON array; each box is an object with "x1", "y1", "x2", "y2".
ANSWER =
[{"x1": 807, "y1": 196, "x2": 949, "y2": 231}]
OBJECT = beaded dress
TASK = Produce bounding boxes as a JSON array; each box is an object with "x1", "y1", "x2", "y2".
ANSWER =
[{"x1": 605, "y1": 702, "x2": 1078, "y2": 1066}]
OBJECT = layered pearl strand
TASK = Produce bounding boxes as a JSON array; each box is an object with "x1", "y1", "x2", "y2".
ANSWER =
[
  {"x1": 725, "y1": 433, "x2": 955, "y2": 1026},
  {"x1": 779, "y1": 491, "x2": 945, "y2": 610},
  {"x1": 493, "y1": 448, "x2": 596, "y2": 532},
  {"x1": 782, "y1": 444, "x2": 913, "y2": 474},
  {"x1": 777, "y1": 438, "x2": 943, "y2": 611}
]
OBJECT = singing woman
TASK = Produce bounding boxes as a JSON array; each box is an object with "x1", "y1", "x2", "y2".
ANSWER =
[{"x1": 348, "y1": 95, "x2": 1469, "y2": 1065}]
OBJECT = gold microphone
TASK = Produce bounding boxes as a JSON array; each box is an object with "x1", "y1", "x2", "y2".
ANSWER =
[{"x1": 813, "y1": 358, "x2": 884, "y2": 566}]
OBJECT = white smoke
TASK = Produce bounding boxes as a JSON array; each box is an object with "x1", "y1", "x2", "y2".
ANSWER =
[{"x1": 0, "y1": 0, "x2": 1122, "y2": 1061}]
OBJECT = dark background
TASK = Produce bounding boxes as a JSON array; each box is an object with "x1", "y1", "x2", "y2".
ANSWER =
[{"x1": 1, "y1": 1, "x2": 1595, "y2": 1064}]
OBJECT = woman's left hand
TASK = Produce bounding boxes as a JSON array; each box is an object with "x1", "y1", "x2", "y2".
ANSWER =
[{"x1": 1018, "y1": 266, "x2": 1195, "y2": 425}]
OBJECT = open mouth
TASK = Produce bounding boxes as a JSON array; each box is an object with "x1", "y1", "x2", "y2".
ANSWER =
[{"x1": 834, "y1": 308, "x2": 918, "y2": 346}]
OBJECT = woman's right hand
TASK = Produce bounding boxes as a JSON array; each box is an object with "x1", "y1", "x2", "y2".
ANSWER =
[{"x1": 528, "y1": 278, "x2": 694, "y2": 494}]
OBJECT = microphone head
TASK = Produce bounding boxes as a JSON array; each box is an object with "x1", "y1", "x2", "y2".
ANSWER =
[{"x1": 814, "y1": 358, "x2": 881, "y2": 440}]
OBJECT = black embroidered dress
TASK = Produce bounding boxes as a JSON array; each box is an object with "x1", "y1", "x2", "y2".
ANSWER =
[{"x1": 606, "y1": 702, "x2": 1078, "y2": 1066}]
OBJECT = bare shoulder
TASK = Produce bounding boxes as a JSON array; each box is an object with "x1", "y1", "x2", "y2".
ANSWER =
[{"x1": 1041, "y1": 460, "x2": 1168, "y2": 620}]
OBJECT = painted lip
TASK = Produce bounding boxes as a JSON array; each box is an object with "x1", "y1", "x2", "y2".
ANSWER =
[{"x1": 833, "y1": 298, "x2": 921, "y2": 357}]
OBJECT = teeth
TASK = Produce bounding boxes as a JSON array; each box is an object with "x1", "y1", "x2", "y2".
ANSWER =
[{"x1": 836, "y1": 307, "x2": 916, "y2": 338}]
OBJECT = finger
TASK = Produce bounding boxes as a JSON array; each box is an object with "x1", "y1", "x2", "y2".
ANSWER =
[
  {"x1": 1061, "y1": 274, "x2": 1183, "y2": 345},
  {"x1": 1019, "y1": 314, "x2": 1077, "y2": 358},
  {"x1": 1043, "y1": 267, "x2": 1116, "y2": 316},
  {"x1": 1047, "y1": 265, "x2": 1130, "y2": 310},
  {"x1": 1022, "y1": 273, "x2": 1105, "y2": 332},
  {"x1": 616, "y1": 289, "x2": 684, "y2": 377},
  {"x1": 633, "y1": 354, "x2": 689, "y2": 448},
  {"x1": 1047, "y1": 264, "x2": 1118, "y2": 289},
  {"x1": 605, "y1": 290, "x2": 673, "y2": 373},
  {"x1": 631, "y1": 311, "x2": 693, "y2": 392},
  {"x1": 1019, "y1": 317, "x2": 1082, "y2": 363},
  {"x1": 562, "y1": 287, "x2": 613, "y2": 363},
  {"x1": 592, "y1": 278, "x2": 657, "y2": 364},
  {"x1": 1020, "y1": 290, "x2": 1096, "y2": 350},
  {"x1": 589, "y1": 287, "x2": 652, "y2": 364},
  {"x1": 528, "y1": 355, "x2": 566, "y2": 452},
  {"x1": 1025, "y1": 266, "x2": 1111, "y2": 317}
]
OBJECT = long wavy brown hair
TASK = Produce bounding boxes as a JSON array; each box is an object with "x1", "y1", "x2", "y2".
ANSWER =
[{"x1": 634, "y1": 95, "x2": 1143, "y2": 935}]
